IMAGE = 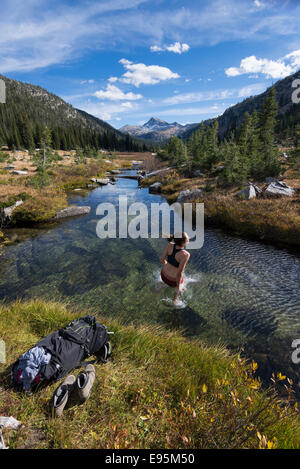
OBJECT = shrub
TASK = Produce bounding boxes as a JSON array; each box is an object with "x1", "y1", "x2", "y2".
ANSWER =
[{"x1": 26, "y1": 169, "x2": 51, "y2": 189}]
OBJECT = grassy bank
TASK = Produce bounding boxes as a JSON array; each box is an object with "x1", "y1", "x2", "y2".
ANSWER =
[
  {"x1": 140, "y1": 161, "x2": 300, "y2": 248},
  {"x1": 0, "y1": 150, "x2": 136, "y2": 227},
  {"x1": 0, "y1": 300, "x2": 299, "y2": 449}
]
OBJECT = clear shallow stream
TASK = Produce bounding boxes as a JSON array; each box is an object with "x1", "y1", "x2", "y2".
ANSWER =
[{"x1": 1, "y1": 172, "x2": 300, "y2": 385}]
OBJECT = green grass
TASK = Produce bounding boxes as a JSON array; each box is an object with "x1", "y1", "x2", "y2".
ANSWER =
[
  {"x1": 143, "y1": 164, "x2": 300, "y2": 247},
  {"x1": 0, "y1": 300, "x2": 299, "y2": 449},
  {"x1": 0, "y1": 158, "x2": 122, "y2": 226},
  {"x1": 11, "y1": 190, "x2": 67, "y2": 226}
]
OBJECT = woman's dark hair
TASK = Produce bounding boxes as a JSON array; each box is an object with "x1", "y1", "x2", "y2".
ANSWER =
[{"x1": 167, "y1": 232, "x2": 189, "y2": 246}]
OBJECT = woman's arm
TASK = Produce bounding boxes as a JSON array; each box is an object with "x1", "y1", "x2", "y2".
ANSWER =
[
  {"x1": 160, "y1": 245, "x2": 169, "y2": 265},
  {"x1": 176, "y1": 252, "x2": 190, "y2": 285}
]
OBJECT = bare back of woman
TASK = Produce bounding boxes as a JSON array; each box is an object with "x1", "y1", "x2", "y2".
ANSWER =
[{"x1": 160, "y1": 232, "x2": 190, "y2": 304}]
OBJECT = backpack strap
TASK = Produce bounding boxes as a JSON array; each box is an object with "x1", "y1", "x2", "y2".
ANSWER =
[{"x1": 77, "y1": 342, "x2": 112, "y2": 368}]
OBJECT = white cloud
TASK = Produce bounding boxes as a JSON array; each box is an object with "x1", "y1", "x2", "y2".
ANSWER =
[
  {"x1": 254, "y1": 0, "x2": 264, "y2": 7},
  {"x1": 154, "y1": 104, "x2": 227, "y2": 118},
  {"x1": 94, "y1": 84, "x2": 142, "y2": 101},
  {"x1": 80, "y1": 79, "x2": 95, "y2": 84},
  {"x1": 118, "y1": 59, "x2": 180, "y2": 87},
  {"x1": 150, "y1": 45, "x2": 163, "y2": 52},
  {"x1": 108, "y1": 77, "x2": 118, "y2": 83},
  {"x1": 163, "y1": 83, "x2": 266, "y2": 105},
  {"x1": 79, "y1": 100, "x2": 137, "y2": 121},
  {"x1": 285, "y1": 49, "x2": 300, "y2": 69},
  {"x1": 1, "y1": 1, "x2": 300, "y2": 73},
  {"x1": 167, "y1": 42, "x2": 190, "y2": 54},
  {"x1": 225, "y1": 50, "x2": 300, "y2": 79},
  {"x1": 0, "y1": 0, "x2": 151, "y2": 73},
  {"x1": 150, "y1": 42, "x2": 190, "y2": 54}
]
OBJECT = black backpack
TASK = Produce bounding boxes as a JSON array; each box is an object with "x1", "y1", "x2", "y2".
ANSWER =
[{"x1": 11, "y1": 315, "x2": 112, "y2": 392}]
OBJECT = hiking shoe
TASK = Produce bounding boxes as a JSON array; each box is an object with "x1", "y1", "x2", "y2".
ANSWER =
[
  {"x1": 51, "y1": 374, "x2": 76, "y2": 418},
  {"x1": 76, "y1": 364, "x2": 96, "y2": 403}
]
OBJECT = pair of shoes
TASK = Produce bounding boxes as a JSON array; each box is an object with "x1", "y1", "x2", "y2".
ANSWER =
[{"x1": 52, "y1": 364, "x2": 96, "y2": 418}]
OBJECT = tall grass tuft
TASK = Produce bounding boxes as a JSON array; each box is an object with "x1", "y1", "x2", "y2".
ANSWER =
[{"x1": 0, "y1": 300, "x2": 299, "y2": 449}]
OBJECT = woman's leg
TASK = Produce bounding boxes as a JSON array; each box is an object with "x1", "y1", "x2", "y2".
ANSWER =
[{"x1": 173, "y1": 277, "x2": 184, "y2": 304}]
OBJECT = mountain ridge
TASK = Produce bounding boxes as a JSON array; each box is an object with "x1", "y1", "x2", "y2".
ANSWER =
[
  {"x1": 120, "y1": 117, "x2": 195, "y2": 142},
  {"x1": 120, "y1": 70, "x2": 300, "y2": 143},
  {"x1": 0, "y1": 74, "x2": 145, "y2": 151}
]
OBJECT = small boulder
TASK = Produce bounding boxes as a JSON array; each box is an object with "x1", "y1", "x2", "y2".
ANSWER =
[
  {"x1": 177, "y1": 188, "x2": 203, "y2": 203},
  {"x1": 265, "y1": 181, "x2": 295, "y2": 197},
  {"x1": 91, "y1": 178, "x2": 110, "y2": 185},
  {"x1": 55, "y1": 206, "x2": 91, "y2": 220},
  {"x1": 149, "y1": 182, "x2": 162, "y2": 194},
  {"x1": 0, "y1": 200, "x2": 23, "y2": 225},
  {"x1": 193, "y1": 170, "x2": 204, "y2": 178},
  {"x1": 96, "y1": 178, "x2": 110, "y2": 185},
  {"x1": 237, "y1": 184, "x2": 257, "y2": 200},
  {"x1": 12, "y1": 170, "x2": 28, "y2": 175}
]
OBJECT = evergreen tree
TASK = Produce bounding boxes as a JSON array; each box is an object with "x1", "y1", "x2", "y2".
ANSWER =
[
  {"x1": 247, "y1": 111, "x2": 261, "y2": 178},
  {"x1": 291, "y1": 124, "x2": 300, "y2": 161},
  {"x1": 39, "y1": 127, "x2": 52, "y2": 168},
  {"x1": 18, "y1": 116, "x2": 35, "y2": 149},
  {"x1": 165, "y1": 136, "x2": 187, "y2": 165},
  {"x1": 259, "y1": 87, "x2": 280, "y2": 178},
  {"x1": 220, "y1": 133, "x2": 248, "y2": 186}
]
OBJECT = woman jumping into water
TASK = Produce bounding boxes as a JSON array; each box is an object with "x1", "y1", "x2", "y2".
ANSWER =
[{"x1": 160, "y1": 232, "x2": 190, "y2": 304}]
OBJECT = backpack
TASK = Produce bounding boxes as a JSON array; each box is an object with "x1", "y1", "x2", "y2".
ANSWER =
[{"x1": 11, "y1": 315, "x2": 112, "y2": 392}]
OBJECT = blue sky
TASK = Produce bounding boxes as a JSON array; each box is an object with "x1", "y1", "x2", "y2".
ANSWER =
[{"x1": 0, "y1": 0, "x2": 300, "y2": 128}]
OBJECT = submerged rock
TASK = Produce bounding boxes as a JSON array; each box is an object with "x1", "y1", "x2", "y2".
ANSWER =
[
  {"x1": 55, "y1": 206, "x2": 91, "y2": 220},
  {"x1": 265, "y1": 181, "x2": 295, "y2": 197},
  {"x1": 177, "y1": 188, "x2": 203, "y2": 203}
]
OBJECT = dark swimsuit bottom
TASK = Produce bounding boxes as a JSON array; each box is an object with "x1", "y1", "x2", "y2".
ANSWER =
[{"x1": 161, "y1": 244, "x2": 185, "y2": 288}]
